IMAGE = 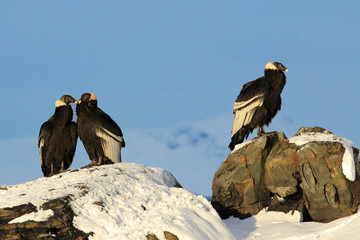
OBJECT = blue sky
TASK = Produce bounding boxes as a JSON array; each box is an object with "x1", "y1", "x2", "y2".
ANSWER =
[{"x1": 1, "y1": 1, "x2": 360, "y2": 195}]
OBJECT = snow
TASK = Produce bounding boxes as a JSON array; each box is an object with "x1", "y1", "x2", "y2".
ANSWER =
[
  {"x1": 289, "y1": 132, "x2": 356, "y2": 181},
  {"x1": 224, "y1": 208, "x2": 360, "y2": 240},
  {"x1": 0, "y1": 163, "x2": 235, "y2": 240},
  {"x1": 2, "y1": 162, "x2": 360, "y2": 239},
  {"x1": 231, "y1": 139, "x2": 254, "y2": 154},
  {"x1": 9, "y1": 209, "x2": 54, "y2": 224}
]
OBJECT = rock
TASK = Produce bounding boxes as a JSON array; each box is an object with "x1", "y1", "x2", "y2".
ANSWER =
[
  {"x1": 211, "y1": 132, "x2": 284, "y2": 219},
  {"x1": 212, "y1": 127, "x2": 360, "y2": 223},
  {"x1": 146, "y1": 232, "x2": 179, "y2": 240},
  {"x1": 0, "y1": 203, "x2": 37, "y2": 225},
  {"x1": 0, "y1": 197, "x2": 91, "y2": 240}
]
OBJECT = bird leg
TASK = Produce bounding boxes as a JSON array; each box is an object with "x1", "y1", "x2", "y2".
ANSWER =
[
  {"x1": 59, "y1": 161, "x2": 69, "y2": 173},
  {"x1": 261, "y1": 126, "x2": 265, "y2": 134},
  {"x1": 82, "y1": 160, "x2": 99, "y2": 168},
  {"x1": 60, "y1": 161, "x2": 65, "y2": 172},
  {"x1": 50, "y1": 163, "x2": 54, "y2": 177},
  {"x1": 257, "y1": 126, "x2": 265, "y2": 136}
]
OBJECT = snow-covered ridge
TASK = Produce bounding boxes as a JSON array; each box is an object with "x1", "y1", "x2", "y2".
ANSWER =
[
  {"x1": 289, "y1": 132, "x2": 356, "y2": 181},
  {"x1": 0, "y1": 163, "x2": 235, "y2": 240}
]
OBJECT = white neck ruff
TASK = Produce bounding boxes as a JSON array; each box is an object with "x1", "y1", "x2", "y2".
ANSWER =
[
  {"x1": 265, "y1": 62, "x2": 277, "y2": 70},
  {"x1": 55, "y1": 100, "x2": 67, "y2": 107}
]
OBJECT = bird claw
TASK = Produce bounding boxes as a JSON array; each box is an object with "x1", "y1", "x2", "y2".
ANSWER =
[{"x1": 81, "y1": 162, "x2": 100, "y2": 169}]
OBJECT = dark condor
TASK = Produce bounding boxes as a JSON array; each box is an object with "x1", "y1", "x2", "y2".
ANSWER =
[
  {"x1": 229, "y1": 62, "x2": 288, "y2": 150},
  {"x1": 38, "y1": 95, "x2": 78, "y2": 177},
  {"x1": 76, "y1": 93, "x2": 125, "y2": 166}
]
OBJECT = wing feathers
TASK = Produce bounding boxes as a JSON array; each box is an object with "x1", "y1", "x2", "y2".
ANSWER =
[
  {"x1": 38, "y1": 138, "x2": 45, "y2": 167},
  {"x1": 95, "y1": 127, "x2": 122, "y2": 163},
  {"x1": 231, "y1": 94, "x2": 264, "y2": 137}
]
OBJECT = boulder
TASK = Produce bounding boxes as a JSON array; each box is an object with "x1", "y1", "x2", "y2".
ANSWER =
[
  {"x1": 211, "y1": 132, "x2": 284, "y2": 219},
  {"x1": 212, "y1": 127, "x2": 360, "y2": 223}
]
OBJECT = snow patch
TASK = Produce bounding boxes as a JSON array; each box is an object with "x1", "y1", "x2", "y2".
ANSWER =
[
  {"x1": 289, "y1": 132, "x2": 356, "y2": 181},
  {"x1": 9, "y1": 209, "x2": 54, "y2": 224},
  {"x1": 231, "y1": 139, "x2": 254, "y2": 154}
]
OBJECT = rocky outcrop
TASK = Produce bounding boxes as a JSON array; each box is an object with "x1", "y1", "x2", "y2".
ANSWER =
[
  {"x1": 0, "y1": 163, "x2": 235, "y2": 240},
  {"x1": 212, "y1": 127, "x2": 360, "y2": 223},
  {"x1": 0, "y1": 197, "x2": 91, "y2": 240}
]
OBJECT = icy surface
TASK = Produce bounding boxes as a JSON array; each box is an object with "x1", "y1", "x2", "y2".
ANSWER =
[
  {"x1": 289, "y1": 132, "x2": 356, "y2": 181},
  {"x1": 0, "y1": 163, "x2": 235, "y2": 240}
]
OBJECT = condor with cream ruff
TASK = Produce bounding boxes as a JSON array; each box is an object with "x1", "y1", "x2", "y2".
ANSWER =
[
  {"x1": 229, "y1": 62, "x2": 288, "y2": 150},
  {"x1": 76, "y1": 93, "x2": 125, "y2": 165}
]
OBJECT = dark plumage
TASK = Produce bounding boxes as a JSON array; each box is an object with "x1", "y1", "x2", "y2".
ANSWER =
[
  {"x1": 76, "y1": 93, "x2": 125, "y2": 166},
  {"x1": 229, "y1": 62, "x2": 288, "y2": 150},
  {"x1": 38, "y1": 95, "x2": 78, "y2": 177}
]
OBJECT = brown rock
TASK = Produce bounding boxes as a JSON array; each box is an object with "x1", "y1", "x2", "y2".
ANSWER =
[
  {"x1": 164, "y1": 231, "x2": 179, "y2": 240},
  {"x1": 296, "y1": 141, "x2": 360, "y2": 222},
  {"x1": 146, "y1": 233, "x2": 160, "y2": 240},
  {"x1": 0, "y1": 197, "x2": 92, "y2": 240},
  {"x1": 146, "y1": 232, "x2": 179, "y2": 240},
  {"x1": 0, "y1": 203, "x2": 37, "y2": 225},
  {"x1": 211, "y1": 132, "x2": 283, "y2": 219},
  {"x1": 212, "y1": 127, "x2": 360, "y2": 223},
  {"x1": 265, "y1": 139, "x2": 299, "y2": 198}
]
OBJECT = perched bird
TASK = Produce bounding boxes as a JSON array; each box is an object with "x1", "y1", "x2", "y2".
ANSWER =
[
  {"x1": 76, "y1": 93, "x2": 125, "y2": 166},
  {"x1": 38, "y1": 95, "x2": 78, "y2": 177},
  {"x1": 229, "y1": 62, "x2": 288, "y2": 150}
]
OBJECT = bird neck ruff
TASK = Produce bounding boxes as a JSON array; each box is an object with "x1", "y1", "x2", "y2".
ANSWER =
[
  {"x1": 55, "y1": 99, "x2": 67, "y2": 107},
  {"x1": 265, "y1": 62, "x2": 278, "y2": 70}
]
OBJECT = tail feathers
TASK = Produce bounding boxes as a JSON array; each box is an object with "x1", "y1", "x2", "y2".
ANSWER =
[{"x1": 228, "y1": 126, "x2": 253, "y2": 150}]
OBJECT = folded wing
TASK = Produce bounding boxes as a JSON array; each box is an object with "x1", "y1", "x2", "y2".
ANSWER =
[{"x1": 95, "y1": 126, "x2": 124, "y2": 163}]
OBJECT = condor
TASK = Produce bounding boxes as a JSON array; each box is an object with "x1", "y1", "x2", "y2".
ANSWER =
[
  {"x1": 38, "y1": 95, "x2": 78, "y2": 177},
  {"x1": 76, "y1": 93, "x2": 125, "y2": 166},
  {"x1": 229, "y1": 62, "x2": 288, "y2": 150}
]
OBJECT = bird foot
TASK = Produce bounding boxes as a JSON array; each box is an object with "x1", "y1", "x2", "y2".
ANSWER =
[{"x1": 81, "y1": 162, "x2": 101, "y2": 169}]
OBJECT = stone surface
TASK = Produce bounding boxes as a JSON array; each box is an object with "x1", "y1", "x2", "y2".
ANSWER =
[
  {"x1": 0, "y1": 197, "x2": 91, "y2": 240},
  {"x1": 212, "y1": 127, "x2": 360, "y2": 223},
  {"x1": 146, "y1": 232, "x2": 179, "y2": 240},
  {"x1": 212, "y1": 132, "x2": 284, "y2": 219}
]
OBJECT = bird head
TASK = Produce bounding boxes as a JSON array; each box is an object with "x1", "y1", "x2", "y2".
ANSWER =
[
  {"x1": 55, "y1": 95, "x2": 77, "y2": 107},
  {"x1": 265, "y1": 62, "x2": 288, "y2": 72},
  {"x1": 78, "y1": 93, "x2": 97, "y2": 107}
]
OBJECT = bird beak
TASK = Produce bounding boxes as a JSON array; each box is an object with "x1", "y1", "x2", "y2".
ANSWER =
[
  {"x1": 78, "y1": 99, "x2": 82, "y2": 104},
  {"x1": 285, "y1": 69, "x2": 288, "y2": 72},
  {"x1": 74, "y1": 100, "x2": 78, "y2": 104}
]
